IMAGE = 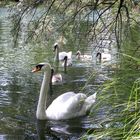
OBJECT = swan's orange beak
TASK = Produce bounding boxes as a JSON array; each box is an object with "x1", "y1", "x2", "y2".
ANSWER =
[{"x1": 32, "y1": 67, "x2": 40, "y2": 73}]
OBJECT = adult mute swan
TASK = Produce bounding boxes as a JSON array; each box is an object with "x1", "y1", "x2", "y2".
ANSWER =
[
  {"x1": 96, "y1": 52, "x2": 111, "y2": 62},
  {"x1": 32, "y1": 63, "x2": 97, "y2": 120},
  {"x1": 53, "y1": 43, "x2": 72, "y2": 62},
  {"x1": 76, "y1": 50, "x2": 92, "y2": 61}
]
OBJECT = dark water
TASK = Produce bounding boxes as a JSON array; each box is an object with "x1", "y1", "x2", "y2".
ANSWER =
[{"x1": 0, "y1": 8, "x2": 117, "y2": 140}]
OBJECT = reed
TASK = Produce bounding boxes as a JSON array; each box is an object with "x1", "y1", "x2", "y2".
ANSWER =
[{"x1": 81, "y1": 25, "x2": 140, "y2": 140}]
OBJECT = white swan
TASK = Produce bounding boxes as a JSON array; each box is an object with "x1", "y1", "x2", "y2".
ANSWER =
[
  {"x1": 53, "y1": 43, "x2": 72, "y2": 61},
  {"x1": 32, "y1": 63, "x2": 97, "y2": 120},
  {"x1": 76, "y1": 50, "x2": 92, "y2": 61},
  {"x1": 96, "y1": 52, "x2": 111, "y2": 62}
]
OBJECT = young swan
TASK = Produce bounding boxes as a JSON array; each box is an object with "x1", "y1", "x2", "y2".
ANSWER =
[
  {"x1": 76, "y1": 50, "x2": 92, "y2": 61},
  {"x1": 51, "y1": 69, "x2": 62, "y2": 83},
  {"x1": 32, "y1": 63, "x2": 97, "y2": 120}
]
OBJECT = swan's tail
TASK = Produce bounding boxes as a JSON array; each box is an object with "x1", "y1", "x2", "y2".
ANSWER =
[
  {"x1": 83, "y1": 92, "x2": 97, "y2": 112},
  {"x1": 67, "y1": 51, "x2": 72, "y2": 59},
  {"x1": 85, "y1": 92, "x2": 97, "y2": 107}
]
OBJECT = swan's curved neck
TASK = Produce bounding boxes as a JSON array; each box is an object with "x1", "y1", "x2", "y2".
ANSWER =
[
  {"x1": 97, "y1": 52, "x2": 101, "y2": 61},
  {"x1": 76, "y1": 52, "x2": 81, "y2": 59},
  {"x1": 54, "y1": 46, "x2": 59, "y2": 62},
  {"x1": 77, "y1": 54, "x2": 80, "y2": 59},
  {"x1": 36, "y1": 66, "x2": 51, "y2": 120},
  {"x1": 64, "y1": 57, "x2": 67, "y2": 72}
]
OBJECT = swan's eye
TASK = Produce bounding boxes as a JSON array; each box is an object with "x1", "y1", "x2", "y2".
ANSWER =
[{"x1": 37, "y1": 64, "x2": 44, "y2": 69}]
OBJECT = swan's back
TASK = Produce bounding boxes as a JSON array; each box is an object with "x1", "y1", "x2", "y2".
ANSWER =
[
  {"x1": 59, "y1": 51, "x2": 72, "y2": 61},
  {"x1": 52, "y1": 92, "x2": 76, "y2": 103}
]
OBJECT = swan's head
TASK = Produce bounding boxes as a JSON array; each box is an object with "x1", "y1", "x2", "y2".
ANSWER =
[
  {"x1": 96, "y1": 52, "x2": 101, "y2": 59},
  {"x1": 76, "y1": 50, "x2": 81, "y2": 59},
  {"x1": 53, "y1": 43, "x2": 58, "y2": 52},
  {"x1": 32, "y1": 63, "x2": 51, "y2": 73},
  {"x1": 76, "y1": 50, "x2": 81, "y2": 55},
  {"x1": 63, "y1": 56, "x2": 68, "y2": 61},
  {"x1": 51, "y1": 68, "x2": 54, "y2": 75}
]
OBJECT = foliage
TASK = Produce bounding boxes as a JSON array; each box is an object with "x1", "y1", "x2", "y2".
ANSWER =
[
  {"x1": 8, "y1": 0, "x2": 140, "y2": 49},
  {"x1": 81, "y1": 24, "x2": 140, "y2": 140}
]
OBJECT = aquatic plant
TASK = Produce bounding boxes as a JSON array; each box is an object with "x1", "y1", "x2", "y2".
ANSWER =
[{"x1": 81, "y1": 24, "x2": 140, "y2": 140}]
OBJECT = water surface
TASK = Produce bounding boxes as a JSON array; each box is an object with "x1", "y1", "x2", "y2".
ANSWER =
[{"x1": 0, "y1": 8, "x2": 117, "y2": 140}]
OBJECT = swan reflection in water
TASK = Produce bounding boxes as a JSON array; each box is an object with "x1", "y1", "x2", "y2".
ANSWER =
[{"x1": 36, "y1": 117, "x2": 90, "y2": 140}]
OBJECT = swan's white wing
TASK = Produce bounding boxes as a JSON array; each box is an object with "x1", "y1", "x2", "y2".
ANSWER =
[
  {"x1": 46, "y1": 92, "x2": 87, "y2": 120},
  {"x1": 52, "y1": 92, "x2": 76, "y2": 103},
  {"x1": 59, "y1": 52, "x2": 68, "y2": 60},
  {"x1": 59, "y1": 51, "x2": 72, "y2": 61},
  {"x1": 46, "y1": 92, "x2": 75, "y2": 120},
  {"x1": 102, "y1": 53, "x2": 111, "y2": 61},
  {"x1": 67, "y1": 51, "x2": 72, "y2": 59},
  {"x1": 65, "y1": 93, "x2": 86, "y2": 113}
]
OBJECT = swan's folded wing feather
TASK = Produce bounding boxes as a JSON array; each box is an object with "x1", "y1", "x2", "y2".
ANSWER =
[
  {"x1": 67, "y1": 51, "x2": 72, "y2": 59},
  {"x1": 46, "y1": 92, "x2": 76, "y2": 116},
  {"x1": 52, "y1": 92, "x2": 76, "y2": 103},
  {"x1": 59, "y1": 52, "x2": 68, "y2": 60},
  {"x1": 65, "y1": 93, "x2": 87, "y2": 113},
  {"x1": 46, "y1": 92, "x2": 87, "y2": 120}
]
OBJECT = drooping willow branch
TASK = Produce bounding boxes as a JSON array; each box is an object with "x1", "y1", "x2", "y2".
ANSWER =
[{"x1": 10, "y1": 0, "x2": 139, "y2": 49}]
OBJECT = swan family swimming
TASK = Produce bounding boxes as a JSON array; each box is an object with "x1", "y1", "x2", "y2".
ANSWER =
[{"x1": 32, "y1": 43, "x2": 112, "y2": 120}]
